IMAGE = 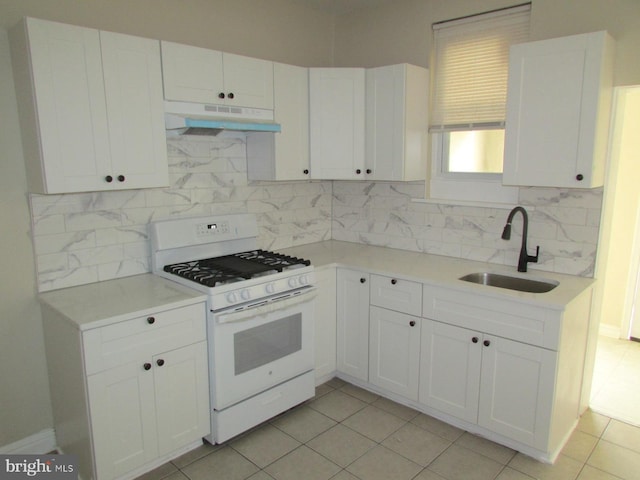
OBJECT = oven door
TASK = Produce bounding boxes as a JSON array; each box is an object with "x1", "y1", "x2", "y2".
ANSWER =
[{"x1": 209, "y1": 287, "x2": 315, "y2": 410}]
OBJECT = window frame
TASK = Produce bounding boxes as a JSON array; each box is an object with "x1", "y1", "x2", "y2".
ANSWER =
[{"x1": 426, "y1": 3, "x2": 530, "y2": 205}]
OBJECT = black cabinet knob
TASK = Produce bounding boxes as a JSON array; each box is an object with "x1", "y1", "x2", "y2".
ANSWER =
[
  {"x1": 147, "y1": 316, "x2": 155, "y2": 325},
  {"x1": 105, "y1": 175, "x2": 113, "y2": 183},
  {"x1": 576, "y1": 174, "x2": 584, "y2": 181},
  {"x1": 409, "y1": 320, "x2": 416, "y2": 327},
  {"x1": 228, "y1": 92, "x2": 235, "y2": 99},
  {"x1": 391, "y1": 279, "x2": 397, "y2": 285},
  {"x1": 156, "y1": 359, "x2": 165, "y2": 367},
  {"x1": 472, "y1": 337, "x2": 479, "y2": 343},
  {"x1": 143, "y1": 362, "x2": 152, "y2": 371},
  {"x1": 218, "y1": 92, "x2": 225, "y2": 99},
  {"x1": 360, "y1": 277, "x2": 366, "y2": 283},
  {"x1": 117, "y1": 175, "x2": 125, "y2": 182},
  {"x1": 356, "y1": 169, "x2": 361, "y2": 174},
  {"x1": 366, "y1": 169, "x2": 372, "y2": 174},
  {"x1": 303, "y1": 169, "x2": 309, "y2": 175},
  {"x1": 483, "y1": 340, "x2": 491, "y2": 347}
]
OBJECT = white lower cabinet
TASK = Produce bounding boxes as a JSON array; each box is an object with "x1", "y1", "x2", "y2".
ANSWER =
[
  {"x1": 419, "y1": 320, "x2": 556, "y2": 448},
  {"x1": 42, "y1": 297, "x2": 209, "y2": 480},
  {"x1": 477, "y1": 334, "x2": 556, "y2": 446},
  {"x1": 369, "y1": 306, "x2": 420, "y2": 400},
  {"x1": 333, "y1": 266, "x2": 592, "y2": 462},
  {"x1": 419, "y1": 320, "x2": 481, "y2": 423},
  {"x1": 314, "y1": 267, "x2": 337, "y2": 383},
  {"x1": 336, "y1": 269, "x2": 370, "y2": 381}
]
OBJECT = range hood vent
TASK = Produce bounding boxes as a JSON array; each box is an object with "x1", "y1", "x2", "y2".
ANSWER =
[{"x1": 164, "y1": 101, "x2": 281, "y2": 136}]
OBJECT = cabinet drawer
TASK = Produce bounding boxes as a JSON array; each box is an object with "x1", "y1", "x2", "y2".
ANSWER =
[
  {"x1": 83, "y1": 302, "x2": 206, "y2": 375},
  {"x1": 370, "y1": 274, "x2": 422, "y2": 316},
  {"x1": 422, "y1": 286, "x2": 560, "y2": 349}
]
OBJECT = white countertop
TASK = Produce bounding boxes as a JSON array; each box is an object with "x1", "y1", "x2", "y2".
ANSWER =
[
  {"x1": 39, "y1": 274, "x2": 207, "y2": 330},
  {"x1": 278, "y1": 240, "x2": 595, "y2": 310}
]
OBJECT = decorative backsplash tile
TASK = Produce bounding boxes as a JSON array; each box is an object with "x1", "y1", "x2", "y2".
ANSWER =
[
  {"x1": 30, "y1": 135, "x2": 332, "y2": 292},
  {"x1": 331, "y1": 182, "x2": 603, "y2": 277},
  {"x1": 29, "y1": 135, "x2": 603, "y2": 292}
]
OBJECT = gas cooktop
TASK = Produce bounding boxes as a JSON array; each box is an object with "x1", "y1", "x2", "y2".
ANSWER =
[{"x1": 163, "y1": 249, "x2": 311, "y2": 287}]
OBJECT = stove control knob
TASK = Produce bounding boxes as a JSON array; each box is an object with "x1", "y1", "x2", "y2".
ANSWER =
[
  {"x1": 265, "y1": 283, "x2": 276, "y2": 294},
  {"x1": 299, "y1": 275, "x2": 309, "y2": 285},
  {"x1": 240, "y1": 289, "x2": 250, "y2": 301},
  {"x1": 226, "y1": 292, "x2": 237, "y2": 304},
  {"x1": 288, "y1": 277, "x2": 298, "y2": 288}
]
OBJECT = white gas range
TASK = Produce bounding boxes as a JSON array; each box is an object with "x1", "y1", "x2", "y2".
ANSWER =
[{"x1": 150, "y1": 214, "x2": 316, "y2": 443}]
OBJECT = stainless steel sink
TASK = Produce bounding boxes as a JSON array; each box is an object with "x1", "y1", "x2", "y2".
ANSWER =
[{"x1": 459, "y1": 272, "x2": 558, "y2": 293}]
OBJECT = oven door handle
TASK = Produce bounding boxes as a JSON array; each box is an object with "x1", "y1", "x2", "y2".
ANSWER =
[{"x1": 215, "y1": 287, "x2": 317, "y2": 324}]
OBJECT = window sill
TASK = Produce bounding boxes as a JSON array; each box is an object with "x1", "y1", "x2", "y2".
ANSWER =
[{"x1": 411, "y1": 197, "x2": 533, "y2": 210}]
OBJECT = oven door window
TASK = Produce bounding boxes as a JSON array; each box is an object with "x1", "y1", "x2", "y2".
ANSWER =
[{"x1": 234, "y1": 313, "x2": 302, "y2": 375}]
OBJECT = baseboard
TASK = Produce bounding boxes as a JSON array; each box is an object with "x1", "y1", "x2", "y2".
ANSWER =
[
  {"x1": 599, "y1": 323, "x2": 621, "y2": 338},
  {"x1": 0, "y1": 429, "x2": 57, "y2": 454}
]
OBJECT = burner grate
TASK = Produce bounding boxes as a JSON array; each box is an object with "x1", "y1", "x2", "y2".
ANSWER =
[{"x1": 163, "y1": 250, "x2": 310, "y2": 287}]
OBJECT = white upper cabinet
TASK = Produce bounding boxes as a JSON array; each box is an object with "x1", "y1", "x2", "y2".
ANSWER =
[
  {"x1": 10, "y1": 17, "x2": 168, "y2": 194},
  {"x1": 503, "y1": 31, "x2": 615, "y2": 188},
  {"x1": 365, "y1": 64, "x2": 429, "y2": 181},
  {"x1": 100, "y1": 31, "x2": 168, "y2": 190},
  {"x1": 247, "y1": 62, "x2": 310, "y2": 181},
  {"x1": 161, "y1": 41, "x2": 274, "y2": 109},
  {"x1": 309, "y1": 68, "x2": 366, "y2": 179}
]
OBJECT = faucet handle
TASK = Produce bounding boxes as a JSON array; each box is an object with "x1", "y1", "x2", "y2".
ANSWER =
[{"x1": 528, "y1": 246, "x2": 540, "y2": 263}]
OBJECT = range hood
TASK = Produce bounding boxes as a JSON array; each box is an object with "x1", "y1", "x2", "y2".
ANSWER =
[{"x1": 164, "y1": 101, "x2": 281, "y2": 136}]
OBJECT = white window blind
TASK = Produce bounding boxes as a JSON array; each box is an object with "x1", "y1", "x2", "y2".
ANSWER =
[{"x1": 430, "y1": 4, "x2": 530, "y2": 131}]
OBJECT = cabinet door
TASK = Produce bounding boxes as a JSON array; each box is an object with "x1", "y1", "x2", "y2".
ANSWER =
[
  {"x1": 369, "y1": 306, "x2": 420, "y2": 400},
  {"x1": 101, "y1": 31, "x2": 168, "y2": 190},
  {"x1": 336, "y1": 269, "x2": 369, "y2": 381},
  {"x1": 247, "y1": 63, "x2": 310, "y2": 181},
  {"x1": 314, "y1": 267, "x2": 337, "y2": 382},
  {"x1": 273, "y1": 62, "x2": 310, "y2": 180},
  {"x1": 419, "y1": 320, "x2": 481, "y2": 423},
  {"x1": 21, "y1": 17, "x2": 111, "y2": 193},
  {"x1": 365, "y1": 64, "x2": 428, "y2": 181},
  {"x1": 222, "y1": 53, "x2": 274, "y2": 109},
  {"x1": 160, "y1": 41, "x2": 224, "y2": 104},
  {"x1": 503, "y1": 31, "x2": 614, "y2": 188},
  {"x1": 154, "y1": 341, "x2": 210, "y2": 454},
  {"x1": 478, "y1": 335, "x2": 556, "y2": 448},
  {"x1": 365, "y1": 65, "x2": 403, "y2": 180},
  {"x1": 87, "y1": 361, "x2": 157, "y2": 480},
  {"x1": 309, "y1": 68, "x2": 365, "y2": 179}
]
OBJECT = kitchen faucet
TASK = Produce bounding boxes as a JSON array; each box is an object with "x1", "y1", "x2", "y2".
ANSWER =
[{"x1": 501, "y1": 206, "x2": 539, "y2": 272}]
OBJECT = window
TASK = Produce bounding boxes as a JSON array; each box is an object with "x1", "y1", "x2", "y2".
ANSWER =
[{"x1": 428, "y1": 4, "x2": 530, "y2": 204}]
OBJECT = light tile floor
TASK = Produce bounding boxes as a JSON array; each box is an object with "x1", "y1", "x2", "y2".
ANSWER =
[
  {"x1": 138, "y1": 374, "x2": 640, "y2": 480},
  {"x1": 590, "y1": 336, "x2": 640, "y2": 427}
]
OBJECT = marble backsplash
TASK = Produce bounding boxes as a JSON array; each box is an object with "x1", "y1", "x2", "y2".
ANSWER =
[
  {"x1": 29, "y1": 134, "x2": 603, "y2": 292},
  {"x1": 332, "y1": 181, "x2": 602, "y2": 277},
  {"x1": 30, "y1": 135, "x2": 332, "y2": 292}
]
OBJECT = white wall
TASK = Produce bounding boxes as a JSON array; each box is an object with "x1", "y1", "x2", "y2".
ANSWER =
[
  {"x1": 0, "y1": 30, "x2": 53, "y2": 450},
  {"x1": 334, "y1": 0, "x2": 640, "y2": 86},
  {"x1": 595, "y1": 87, "x2": 640, "y2": 334}
]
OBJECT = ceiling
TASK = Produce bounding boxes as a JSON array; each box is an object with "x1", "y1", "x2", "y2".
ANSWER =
[{"x1": 295, "y1": 0, "x2": 397, "y2": 15}]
